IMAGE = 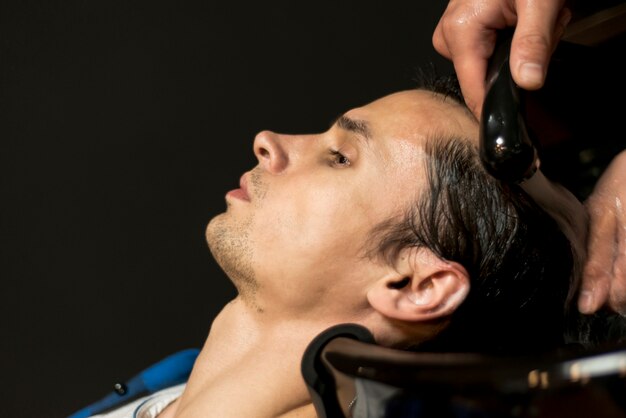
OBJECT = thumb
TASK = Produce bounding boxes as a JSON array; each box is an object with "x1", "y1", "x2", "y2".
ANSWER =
[{"x1": 509, "y1": 2, "x2": 570, "y2": 90}]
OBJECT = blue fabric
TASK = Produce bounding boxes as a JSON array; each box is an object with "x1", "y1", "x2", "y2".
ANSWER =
[{"x1": 67, "y1": 348, "x2": 199, "y2": 418}]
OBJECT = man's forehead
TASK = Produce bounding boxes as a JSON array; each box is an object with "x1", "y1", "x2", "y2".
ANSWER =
[{"x1": 346, "y1": 89, "x2": 477, "y2": 142}]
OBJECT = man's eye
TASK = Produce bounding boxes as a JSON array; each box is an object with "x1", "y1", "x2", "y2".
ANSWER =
[{"x1": 329, "y1": 150, "x2": 351, "y2": 167}]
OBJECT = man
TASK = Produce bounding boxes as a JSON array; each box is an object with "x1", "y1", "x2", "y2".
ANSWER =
[{"x1": 90, "y1": 73, "x2": 576, "y2": 417}]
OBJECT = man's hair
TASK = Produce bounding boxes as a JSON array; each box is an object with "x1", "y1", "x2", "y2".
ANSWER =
[{"x1": 368, "y1": 70, "x2": 579, "y2": 353}]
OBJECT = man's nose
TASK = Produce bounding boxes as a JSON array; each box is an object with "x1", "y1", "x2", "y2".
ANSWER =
[{"x1": 253, "y1": 130, "x2": 289, "y2": 173}]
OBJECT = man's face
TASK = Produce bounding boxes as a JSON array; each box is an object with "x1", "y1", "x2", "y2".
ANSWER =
[{"x1": 206, "y1": 89, "x2": 477, "y2": 317}]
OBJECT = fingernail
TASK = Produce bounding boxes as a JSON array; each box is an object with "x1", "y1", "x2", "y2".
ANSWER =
[
  {"x1": 518, "y1": 63, "x2": 544, "y2": 88},
  {"x1": 560, "y1": 8, "x2": 573, "y2": 29},
  {"x1": 561, "y1": 12, "x2": 572, "y2": 28},
  {"x1": 578, "y1": 290, "x2": 594, "y2": 313}
]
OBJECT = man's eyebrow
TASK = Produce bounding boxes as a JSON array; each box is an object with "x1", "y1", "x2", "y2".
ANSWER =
[{"x1": 330, "y1": 114, "x2": 372, "y2": 142}]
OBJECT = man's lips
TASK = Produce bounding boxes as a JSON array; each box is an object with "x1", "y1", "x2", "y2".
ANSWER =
[{"x1": 226, "y1": 173, "x2": 251, "y2": 201}]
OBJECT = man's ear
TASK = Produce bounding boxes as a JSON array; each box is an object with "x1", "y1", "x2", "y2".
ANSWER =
[{"x1": 367, "y1": 247, "x2": 470, "y2": 322}]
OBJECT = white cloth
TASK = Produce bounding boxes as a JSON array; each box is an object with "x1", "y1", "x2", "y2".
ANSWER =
[{"x1": 90, "y1": 384, "x2": 186, "y2": 418}]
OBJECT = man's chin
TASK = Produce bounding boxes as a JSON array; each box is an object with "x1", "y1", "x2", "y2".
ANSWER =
[
  {"x1": 205, "y1": 212, "x2": 225, "y2": 243},
  {"x1": 204, "y1": 212, "x2": 258, "y2": 300},
  {"x1": 204, "y1": 213, "x2": 230, "y2": 263}
]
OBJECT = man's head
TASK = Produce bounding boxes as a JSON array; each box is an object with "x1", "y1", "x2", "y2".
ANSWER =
[{"x1": 205, "y1": 74, "x2": 574, "y2": 353}]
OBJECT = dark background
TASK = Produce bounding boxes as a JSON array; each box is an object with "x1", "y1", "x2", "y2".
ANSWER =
[
  {"x1": 1, "y1": 2, "x2": 454, "y2": 417},
  {"x1": 2, "y1": 1, "x2": 625, "y2": 417}
]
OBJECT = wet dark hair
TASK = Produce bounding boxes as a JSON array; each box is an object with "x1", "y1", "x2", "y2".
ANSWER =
[
  {"x1": 370, "y1": 136, "x2": 574, "y2": 353},
  {"x1": 367, "y1": 70, "x2": 578, "y2": 354},
  {"x1": 421, "y1": 138, "x2": 573, "y2": 353},
  {"x1": 411, "y1": 66, "x2": 466, "y2": 107}
]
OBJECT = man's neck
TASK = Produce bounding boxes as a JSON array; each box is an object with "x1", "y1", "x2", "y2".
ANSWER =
[{"x1": 168, "y1": 298, "x2": 334, "y2": 418}]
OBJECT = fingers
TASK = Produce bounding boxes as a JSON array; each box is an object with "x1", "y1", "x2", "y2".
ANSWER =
[
  {"x1": 432, "y1": 5, "x2": 501, "y2": 118},
  {"x1": 579, "y1": 197, "x2": 616, "y2": 313},
  {"x1": 510, "y1": 0, "x2": 570, "y2": 90},
  {"x1": 433, "y1": 28, "x2": 493, "y2": 117},
  {"x1": 452, "y1": 49, "x2": 491, "y2": 118},
  {"x1": 611, "y1": 259, "x2": 626, "y2": 315},
  {"x1": 432, "y1": 20, "x2": 452, "y2": 60},
  {"x1": 609, "y1": 198, "x2": 626, "y2": 314}
]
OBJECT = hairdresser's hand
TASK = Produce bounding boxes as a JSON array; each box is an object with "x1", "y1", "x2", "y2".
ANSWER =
[
  {"x1": 580, "y1": 151, "x2": 626, "y2": 315},
  {"x1": 432, "y1": 0, "x2": 571, "y2": 118}
]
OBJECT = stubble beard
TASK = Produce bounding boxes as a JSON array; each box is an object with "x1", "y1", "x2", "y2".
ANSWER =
[
  {"x1": 206, "y1": 213, "x2": 258, "y2": 302},
  {"x1": 205, "y1": 169, "x2": 267, "y2": 304}
]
